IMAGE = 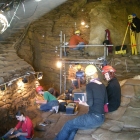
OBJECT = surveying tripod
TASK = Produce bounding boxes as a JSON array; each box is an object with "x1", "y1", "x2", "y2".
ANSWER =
[{"x1": 122, "y1": 15, "x2": 137, "y2": 55}]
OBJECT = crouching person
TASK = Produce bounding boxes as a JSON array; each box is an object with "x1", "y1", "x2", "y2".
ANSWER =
[
  {"x1": 55, "y1": 65, "x2": 108, "y2": 140},
  {"x1": 1, "y1": 111, "x2": 34, "y2": 140},
  {"x1": 35, "y1": 86, "x2": 59, "y2": 113}
]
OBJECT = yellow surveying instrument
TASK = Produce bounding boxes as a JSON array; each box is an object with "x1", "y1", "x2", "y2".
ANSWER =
[{"x1": 115, "y1": 15, "x2": 137, "y2": 55}]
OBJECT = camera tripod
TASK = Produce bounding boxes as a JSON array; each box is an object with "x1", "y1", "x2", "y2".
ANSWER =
[{"x1": 120, "y1": 15, "x2": 137, "y2": 55}]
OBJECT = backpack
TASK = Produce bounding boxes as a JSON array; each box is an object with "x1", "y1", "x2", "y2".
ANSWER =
[{"x1": 59, "y1": 101, "x2": 67, "y2": 112}]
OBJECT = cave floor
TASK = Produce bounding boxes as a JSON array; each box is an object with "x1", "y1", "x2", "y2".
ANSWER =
[{"x1": 27, "y1": 102, "x2": 88, "y2": 140}]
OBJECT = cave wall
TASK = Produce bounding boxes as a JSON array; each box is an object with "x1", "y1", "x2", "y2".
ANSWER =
[
  {"x1": 88, "y1": 0, "x2": 140, "y2": 55},
  {"x1": 0, "y1": 0, "x2": 139, "y2": 136},
  {"x1": 17, "y1": 0, "x2": 140, "y2": 91},
  {"x1": 0, "y1": 44, "x2": 37, "y2": 135},
  {"x1": 0, "y1": 75, "x2": 37, "y2": 134}
]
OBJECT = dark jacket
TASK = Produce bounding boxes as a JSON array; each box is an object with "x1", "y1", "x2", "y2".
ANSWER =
[
  {"x1": 132, "y1": 17, "x2": 140, "y2": 33},
  {"x1": 86, "y1": 81, "x2": 108, "y2": 114},
  {"x1": 106, "y1": 77, "x2": 121, "y2": 112}
]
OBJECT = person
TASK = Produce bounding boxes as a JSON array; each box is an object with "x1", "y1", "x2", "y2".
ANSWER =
[
  {"x1": 55, "y1": 65, "x2": 108, "y2": 140},
  {"x1": 48, "y1": 87, "x2": 60, "y2": 98},
  {"x1": 102, "y1": 65, "x2": 121, "y2": 112},
  {"x1": 0, "y1": 111, "x2": 34, "y2": 140},
  {"x1": 35, "y1": 86, "x2": 59, "y2": 113},
  {"x1": 131, "y1": 13, "x2": 140, "y2": 53},
  {"x1": 69, "y1": 30, "x2": 88, "y2": 51},
  {"x1": 72, "y1": 64, "x2": 85, "y2": 89},
  {"x1": 103, "y1": 29, "x2": 112, "y2": 53}
]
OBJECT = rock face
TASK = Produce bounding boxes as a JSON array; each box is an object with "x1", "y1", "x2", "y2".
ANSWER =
[
  {"x1": 1, "y1": 0, "x2": 140, "y2": 90},
  {"x1": 0, "y1": 39, "x2": 37, "y2": 135},
  {"x1": 16, "y1": 0, "x2": 140, "y2": 90}
]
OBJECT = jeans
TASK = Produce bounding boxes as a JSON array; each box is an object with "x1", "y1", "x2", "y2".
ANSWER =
[
  {"x1": 71, "y1": 42, "x2": 85, "y2": 50},
  {"x1": 55, "y1": 113, "x2": 104, "y2": 140},
  {"x1": 72, "y1": 78, "x2": 85, "y2": 88},
  {"x1": 40, "y1": 100, "x2": 59, "y2": 111},
  {"x1": 2, "y1": 128, "x2": 32, "y2": 140}
]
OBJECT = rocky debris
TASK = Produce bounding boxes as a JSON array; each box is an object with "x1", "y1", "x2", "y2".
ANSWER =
[{"x1": 107, "y1": 56, "x2": 140, "y2": 81}]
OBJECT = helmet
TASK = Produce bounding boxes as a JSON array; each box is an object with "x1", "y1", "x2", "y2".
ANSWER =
[
  {"x1": 102, "y1": 65, "x2": 116, "y2": 75},
  {"x1": 132, "y1": 13, "x2": 136, "y2": 17},
  {"x1": 36, "y1": 86, "x2": 43, "y2": 92},
  {"x1": 85, "y1": 65, "x2": 97, "y2": 76},
  {"x1": 75, "y1": 30, "x2": 80, "y2": 34},
  {"x1": 77, "y1": 64, "x2": 82, "y2": 70}
]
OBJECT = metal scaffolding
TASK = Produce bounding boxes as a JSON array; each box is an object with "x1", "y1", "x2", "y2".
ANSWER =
[{"x1": 58, "y1": 31, "x2": 113, "y2": 94}]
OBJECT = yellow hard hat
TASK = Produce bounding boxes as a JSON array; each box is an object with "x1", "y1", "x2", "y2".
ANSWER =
[
  {"x1": 85, "y1": 65, "x2": 97, "y2": 76},
  {"x1": 75, "y1": 30, "x2": 80, "y2": 34},
  {"x1": 77, "y1": 64, "x2": 82, "y2": 70}
]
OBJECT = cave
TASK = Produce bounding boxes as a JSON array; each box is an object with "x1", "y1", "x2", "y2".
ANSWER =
[{"x1": 0, "y1": 0, "x2": 140, "y2": 139}]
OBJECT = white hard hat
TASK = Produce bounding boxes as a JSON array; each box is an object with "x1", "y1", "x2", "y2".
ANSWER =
[{"x1": 85, "y1": 65, "x2": 97, "y2": 76}]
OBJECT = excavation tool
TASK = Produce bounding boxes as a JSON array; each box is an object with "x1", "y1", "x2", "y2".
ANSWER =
[{"x1": 115, "y1": 15, "x2": 137, "y2": 55}]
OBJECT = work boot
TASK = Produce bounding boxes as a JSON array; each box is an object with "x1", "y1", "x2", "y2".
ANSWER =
[{"x1": 79, "y1": 48, "x2": 85, "y2": 56}]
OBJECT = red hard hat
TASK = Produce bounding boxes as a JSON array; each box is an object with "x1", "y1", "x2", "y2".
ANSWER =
[
  {"x1": 102, "y1": 65, "x2": 116, "y2": 74},
  {"x1": 36, "y1": 86, "x2": 43, "y2": 92}
]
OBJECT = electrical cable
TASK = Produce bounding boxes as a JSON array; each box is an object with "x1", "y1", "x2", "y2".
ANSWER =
[
  {"x1": 0, "y1": 71, "x2": 42, "y2": 88},
  {"x1": 8, "y1": 0, "x2": 21, "y2": 26}
]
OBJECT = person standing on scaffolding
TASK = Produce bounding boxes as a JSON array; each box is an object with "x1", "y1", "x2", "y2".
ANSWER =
[
  {"x1": 131, "y1": 13, "x2": 140, "y2": 54},
  {"x1": 69, "y1": 30, "x2": 88, "y2": 53}
]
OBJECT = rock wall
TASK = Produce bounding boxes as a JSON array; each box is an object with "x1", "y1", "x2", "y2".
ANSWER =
[
  {"x1": 0, "y1": 75, "x2": 37, "y2": 135},
  {"x1": 17, "y1": 0, "x2": 90, "y2": 90},
  {"x1": 0, "y1": 35, "x2": 37, "y2": 135},
  {"x1": 16, "y1": 0, "x2": 140, "y2": 91},
  {"x1": 106, "y1": 55, "x2": 140, "y2": 81}
]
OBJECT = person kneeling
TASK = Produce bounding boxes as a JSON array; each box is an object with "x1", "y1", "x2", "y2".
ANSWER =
[
  {"x1": 35, "y1": 86, "x2": 59, "y2": 113},
  {"x1": 1, "y1": 111, "x2": 34, "y2": 140}
]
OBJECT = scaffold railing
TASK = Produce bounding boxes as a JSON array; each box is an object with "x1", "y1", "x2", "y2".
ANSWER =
[{"x1": 58, "y1": 31, "x2": 113, "y2": 94}]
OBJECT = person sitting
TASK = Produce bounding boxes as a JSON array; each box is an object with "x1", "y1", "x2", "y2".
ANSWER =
[
  {"x1": 72, "y1": 64, "x2": 85, "y2": 89},
  {"x1": 1, "y1": 111, "x2": 34, "y2": 140},
  {"x1": 102, "y1": 65, "x2": 121, "y2": 112},
  {"x1": 55, "y1": 65, "x2": 108, "y2": 140},
  {"x1": 35, "y1": 86, "x2": 59, "y2": 113},
  {"x1": 69, "y1": 30, "x2": 88, "y2": 52}
]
